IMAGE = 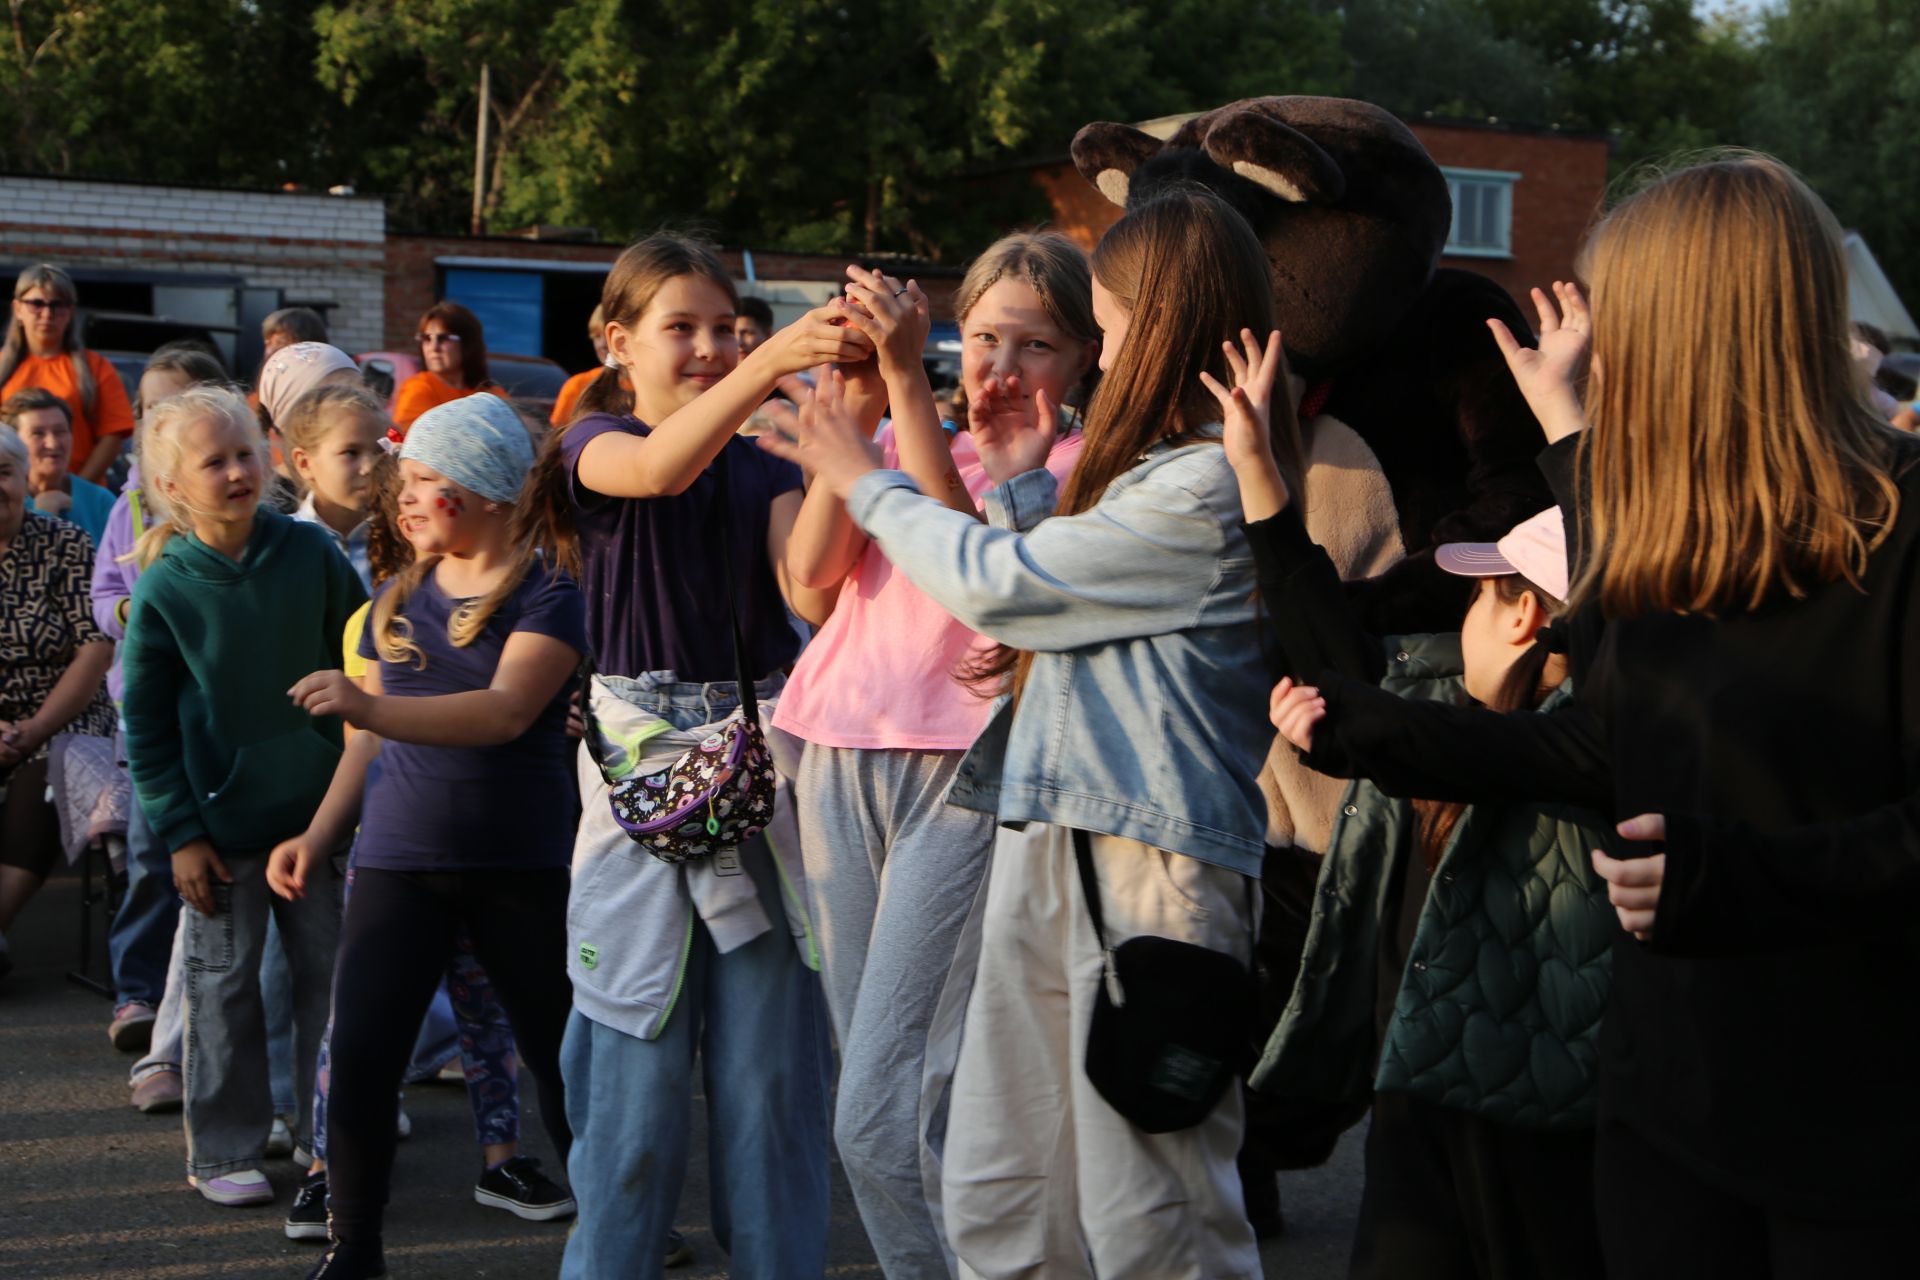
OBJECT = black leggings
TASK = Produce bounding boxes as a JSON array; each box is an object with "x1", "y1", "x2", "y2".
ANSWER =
[{"x1": 325, "y1": 866, "x2": 574, "y2": 1244}]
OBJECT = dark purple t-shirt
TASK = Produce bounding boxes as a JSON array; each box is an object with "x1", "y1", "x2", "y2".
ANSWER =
[
  {"x1": 561, "y1": 413, "x2": 803, "y2": 682},
  {"x1": 354, "y1": 560, "x2": 588, "y2": 872}
]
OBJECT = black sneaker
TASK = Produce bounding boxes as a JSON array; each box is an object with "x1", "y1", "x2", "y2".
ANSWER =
[
  {"x1": 473, "y1": 1155, "x2": 576, "y2": 1221},
  {"x1": 303, "y1": 1239, "x2": 386, "y2": 1279},
  {"x1": 285, "y1": 1171, "x2": 329, "y2": 1241},
  {"x1": 664, "y1": 1228, "x2": 693, "y2": 1267}
]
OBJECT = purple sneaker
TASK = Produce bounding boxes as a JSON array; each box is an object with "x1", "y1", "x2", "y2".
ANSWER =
[
  {"x1": 131, "y1": 1070, "x2": 183, "y2": 1114},
  {"x1": 109, "y1": 1002, "x2": 156, "y2": 1052}
]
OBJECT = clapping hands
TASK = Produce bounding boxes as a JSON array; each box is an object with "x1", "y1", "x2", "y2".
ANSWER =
[{"x1": 757, "y1": 366, "x2": 884, "y2": 501}]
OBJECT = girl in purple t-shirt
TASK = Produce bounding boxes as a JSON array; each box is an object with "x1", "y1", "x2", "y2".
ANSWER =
[
  {"x1": 269, "y1": 395, "x2": 587, "y2": 1280},
  {"x1": 523, "y1": 233, "x2": 874, "y2": 1279}
]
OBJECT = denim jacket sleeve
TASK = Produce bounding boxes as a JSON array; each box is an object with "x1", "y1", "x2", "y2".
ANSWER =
[{"x1": 846, "y1": 445, "x2": 1245, "y2": 652}]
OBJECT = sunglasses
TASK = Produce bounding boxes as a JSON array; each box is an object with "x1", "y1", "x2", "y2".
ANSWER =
[
  {"x1": 16, "y1": 297, "x2": 74, "y2": 315},
  {"x1": 417, "y1": 332, "x2": 462, "y2": 347}
]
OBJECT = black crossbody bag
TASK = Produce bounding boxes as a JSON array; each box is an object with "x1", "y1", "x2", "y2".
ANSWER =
[{"x1": 1075, "y1": 829, "x2": 1258, "y2": 1133}]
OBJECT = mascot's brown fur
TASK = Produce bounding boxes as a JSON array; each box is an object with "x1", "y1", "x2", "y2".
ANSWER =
[{"x1": 1074, "y1": 95, "x2": 1553, "y2": 854}]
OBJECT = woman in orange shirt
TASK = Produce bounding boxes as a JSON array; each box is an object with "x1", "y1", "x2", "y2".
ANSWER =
[
  {"x1": 0, "y1": 265, "x2": 135, "y2": 484},
  {"x1": 391, "y1": 302, "x2": 505, "y2": 432}
]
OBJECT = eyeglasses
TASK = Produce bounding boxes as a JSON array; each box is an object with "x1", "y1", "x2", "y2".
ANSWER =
[
  {"x1": 417, "y1": 332, "x2": 462, "y2": 347},
  {"x1": 16, "y1": 298, "x2": 73, "y2": 315}
]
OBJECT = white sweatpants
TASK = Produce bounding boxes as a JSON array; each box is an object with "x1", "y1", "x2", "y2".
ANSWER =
[{"x1": 941, "y1": 823, "x2": 1263, "y2": 1280}]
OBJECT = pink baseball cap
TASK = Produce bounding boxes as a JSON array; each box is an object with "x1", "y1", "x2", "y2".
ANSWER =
[{"x1": 1435, "y1": 507, "x2": 1569, "y2": 603}]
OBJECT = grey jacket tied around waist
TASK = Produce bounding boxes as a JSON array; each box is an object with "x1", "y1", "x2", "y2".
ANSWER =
[
  {"x1": 1250, "y1": 633, "x2": 1614, "y2": 1130},
  {"x1": 845, "y1": 431, "x2": 1271, "y2": 876}
]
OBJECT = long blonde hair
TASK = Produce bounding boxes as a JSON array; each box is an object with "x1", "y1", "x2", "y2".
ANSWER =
[
  {"x1": 1, "y1": 265, "x2": 95, "y2": 419},
  {"x1": 131, "y1": 386, "x2": 269, "y2": 568},
  {"x1": 1573, "y1": 153, "x2": 1901, "y2": 617},
  {"x1": 370, "y1": 549, "x2": 535, "y2": 669}
]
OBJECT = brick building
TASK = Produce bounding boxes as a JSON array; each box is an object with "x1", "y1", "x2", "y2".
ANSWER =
[
  {"x1": 0, "y1": 173, "x2": 386, "y2": 373},
  {"x1": 1018, "y1": 113, "x2": 1614, "y2": 301}
]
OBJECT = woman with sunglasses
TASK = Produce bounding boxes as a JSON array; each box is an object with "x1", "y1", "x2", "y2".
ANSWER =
[
  {"x1": 392, "y1": 302, "x2": 508, "y2": 434},
  {"x1": 0, "y1": 264, "x2": 135, "y2": 485}
]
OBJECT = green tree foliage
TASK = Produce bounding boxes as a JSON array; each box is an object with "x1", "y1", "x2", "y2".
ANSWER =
[{"x1": 1742, "y1": 0, "x2": 1920, "y2": 310}]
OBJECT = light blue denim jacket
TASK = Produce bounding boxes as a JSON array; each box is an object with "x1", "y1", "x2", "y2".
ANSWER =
[{"x1": 845, "y1": 431, "x2": 1269, "y2": 876}]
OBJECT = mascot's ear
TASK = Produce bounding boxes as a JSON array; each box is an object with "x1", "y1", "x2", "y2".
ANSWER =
[
  {"x1": 1071, "y1": 122, "x2": 1165, "y2": 207},
  {"x1": 1202, "y1": 109, "x2": 1346, "y2": 205}
]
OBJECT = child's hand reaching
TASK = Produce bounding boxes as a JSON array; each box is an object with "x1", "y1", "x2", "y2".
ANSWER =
[
  {"x1": 841, "y1": 267, "x2": 931, "y2": 375},
  {"x1": 289, "y1": 670, "x2": 371, "y2": 726},
  {"x1": 757, "y1": 367, "x2": 884, "y2": 501},
  {"x1": 970, "y1": 374, "x2": 1058, "y2": 486},
  {"x1": 1202, "y1": 328, "x2": 1292, "y2": 521},
  {"x1": 267, "y1": 833, "x2": 321, "y2": 902},
  {"x1": 755, "y1": 303, "x2": 878, "y2": 378},
  {"x1": 1488, "y1": 281, "x2": 1591, "y2": 444},
  {"x1": 1269, "y1": 677, "x2": 1327, "y2": 752}
]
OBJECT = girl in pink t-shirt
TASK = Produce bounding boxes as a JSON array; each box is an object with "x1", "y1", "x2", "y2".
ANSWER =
[{"x1": 772, "y1": 234, "x2": 1098, "y2": 1275}]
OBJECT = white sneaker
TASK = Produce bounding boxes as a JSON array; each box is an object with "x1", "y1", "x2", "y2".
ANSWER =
[
  {"x1": 266, "y1": 1115, "x2": 294, "y2": 1158},
  {"x1": 190, "y1": 1168, "x2": 274, "y2": 1207}
]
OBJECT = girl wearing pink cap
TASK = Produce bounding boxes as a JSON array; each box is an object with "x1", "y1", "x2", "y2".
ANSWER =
[{"x1": 1218, "y1": 330, "x2": 1614, "y2": 1280}]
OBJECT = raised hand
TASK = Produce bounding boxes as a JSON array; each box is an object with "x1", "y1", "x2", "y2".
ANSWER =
[
  {"x1": 1269, "y1": 677, "x2": 1326, "y2": 752},
  {"x1": 841, "y1": 266, "x2": 932, "y2": 375},
  {"x1": 1202, "y1": 328, "x2": 1292, "y2": 520},
  {"x1": 969, "y1": 373, "x2": 1058, "y2": 486},
  {"x1": 757, "y1": 302, "x2": 877, "y2": 378},
  {"x1": 1488, "y1": 280, "x2": 1591, "y2": 444},
  {"x1": 757, "y1": 367, "x2": 884, "y2": 501}
]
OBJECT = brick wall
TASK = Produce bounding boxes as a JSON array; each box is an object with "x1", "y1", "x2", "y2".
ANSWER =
[
  {"x1": 383, "y1": 235, "x2": 966, "y2": 348},
  {"x1": 1413, "y1": 122, "x2": 1611, "y2": 298},
  {"x1": 0, "y1": 175, "x2": 388, "y2": 353},
  {"x1": 1011, "y1": 119, "x2": 1612, "y2": 307}
]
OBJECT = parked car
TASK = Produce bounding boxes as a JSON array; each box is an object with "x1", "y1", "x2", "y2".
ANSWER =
[{"x1": 355, "y1": 350, "x2": 571, "y2": 424}]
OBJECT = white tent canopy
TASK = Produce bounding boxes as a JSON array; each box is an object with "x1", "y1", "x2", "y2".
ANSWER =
[{"x1": 1846, "y1": 232, "x2": 1917, "y2": 341}]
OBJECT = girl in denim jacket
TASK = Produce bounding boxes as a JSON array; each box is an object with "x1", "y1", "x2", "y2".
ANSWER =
[{"x1": 762, "y1": 189, "x2": 1308, "y2": 1280}]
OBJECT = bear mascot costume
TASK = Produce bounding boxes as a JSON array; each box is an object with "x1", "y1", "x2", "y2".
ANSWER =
[{"x1": 1072, "y1": 95, "x2": 1556, "y2": 1231}]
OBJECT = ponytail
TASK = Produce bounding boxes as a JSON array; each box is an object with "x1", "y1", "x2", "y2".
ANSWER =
[
  {"x1": 514, "y1": 427, "x2": 582, "y2": 579},
  {"x1": 573, "y1": 364, "x2": 633, "y2": 420}
]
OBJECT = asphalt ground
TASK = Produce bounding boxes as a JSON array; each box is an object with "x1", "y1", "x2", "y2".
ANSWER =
[{"x1": 1, "y1": 866, "x2": 1362, "y2": 1278}]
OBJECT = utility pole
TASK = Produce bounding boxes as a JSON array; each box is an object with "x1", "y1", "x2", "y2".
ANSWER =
[{"x1": 471, "y1": 62, "x2": 491, "y2": 236}]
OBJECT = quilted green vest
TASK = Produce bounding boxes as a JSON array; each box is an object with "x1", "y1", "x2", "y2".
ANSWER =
[{"x1": 1249, "y1": 633, "x2": 1615, "y2": 1131}]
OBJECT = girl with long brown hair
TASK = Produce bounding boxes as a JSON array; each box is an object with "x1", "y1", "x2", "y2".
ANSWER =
[
  {"x1": 761, "y1": 188, "x2": 1304, "y2": 1279},
  {"x1": 1271, "y1": 153, "x2": 1916, "y2": 1277}
]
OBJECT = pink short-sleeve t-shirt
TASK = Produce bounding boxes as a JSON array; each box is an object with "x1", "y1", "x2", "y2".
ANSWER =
[{"x1": 773, "y1": 425, "x2": 1084, "y2": 751}]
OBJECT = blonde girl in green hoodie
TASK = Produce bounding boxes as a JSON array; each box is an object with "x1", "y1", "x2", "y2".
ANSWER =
[{"x1": 121, "y1": 386, "x2": 366, "y2": 1209}]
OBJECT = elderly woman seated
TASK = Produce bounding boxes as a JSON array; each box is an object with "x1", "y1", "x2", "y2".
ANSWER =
[
  {"x1": 0, "y1": 426, "x2": 115, "y2": 980},
  {"x1": 4, "y1": 388, "x2": 116, "y2": 543}
]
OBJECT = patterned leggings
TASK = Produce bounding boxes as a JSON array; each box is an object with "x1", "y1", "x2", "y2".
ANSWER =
[{"x1": 311, "y1": 864, "x2": 520, "y2": 1160}]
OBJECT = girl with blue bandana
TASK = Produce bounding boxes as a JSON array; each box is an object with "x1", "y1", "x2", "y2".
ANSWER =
[{"x1": 268, "y1": 394, "x2": 589, "y2": 1280}]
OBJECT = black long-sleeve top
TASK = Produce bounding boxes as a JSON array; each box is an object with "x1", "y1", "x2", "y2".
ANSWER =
[{"x1": 1294, "y1": 432, "x2": 1920, "y2": 1220}]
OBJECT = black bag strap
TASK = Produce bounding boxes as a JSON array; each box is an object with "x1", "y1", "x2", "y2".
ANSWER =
[
  {"x1": 1073, "y1": 828, "x2": 1110, "y2": 947},
  {"x1": 711, "y1": 447, "x2": 761, "y2": 729}
]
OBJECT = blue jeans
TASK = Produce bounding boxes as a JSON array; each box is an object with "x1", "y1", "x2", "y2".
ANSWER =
[
  {"x1": 560, "y1": 675, "x2": 832, "y2": 1280},
  {"x1": 108, "y1": 790, "x2": 178, "y2": 1009},
  {"x1": 263, "y1": 914, "x2": 297, "y2": 1117}
]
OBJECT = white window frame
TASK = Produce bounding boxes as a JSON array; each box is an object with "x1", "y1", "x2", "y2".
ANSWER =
[{"x1": 1441, "y1": 167, "x2": 1519, "y2": 260}]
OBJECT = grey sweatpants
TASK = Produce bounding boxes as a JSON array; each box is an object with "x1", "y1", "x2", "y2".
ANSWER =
[{"x1": 795, "y1": 741, "x2": 996, "y2": 1280}]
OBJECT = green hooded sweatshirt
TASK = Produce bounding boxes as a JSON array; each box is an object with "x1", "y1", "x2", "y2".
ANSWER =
[{"x1": 122, "y1": 509, "x2": 368, "y2": 855}]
